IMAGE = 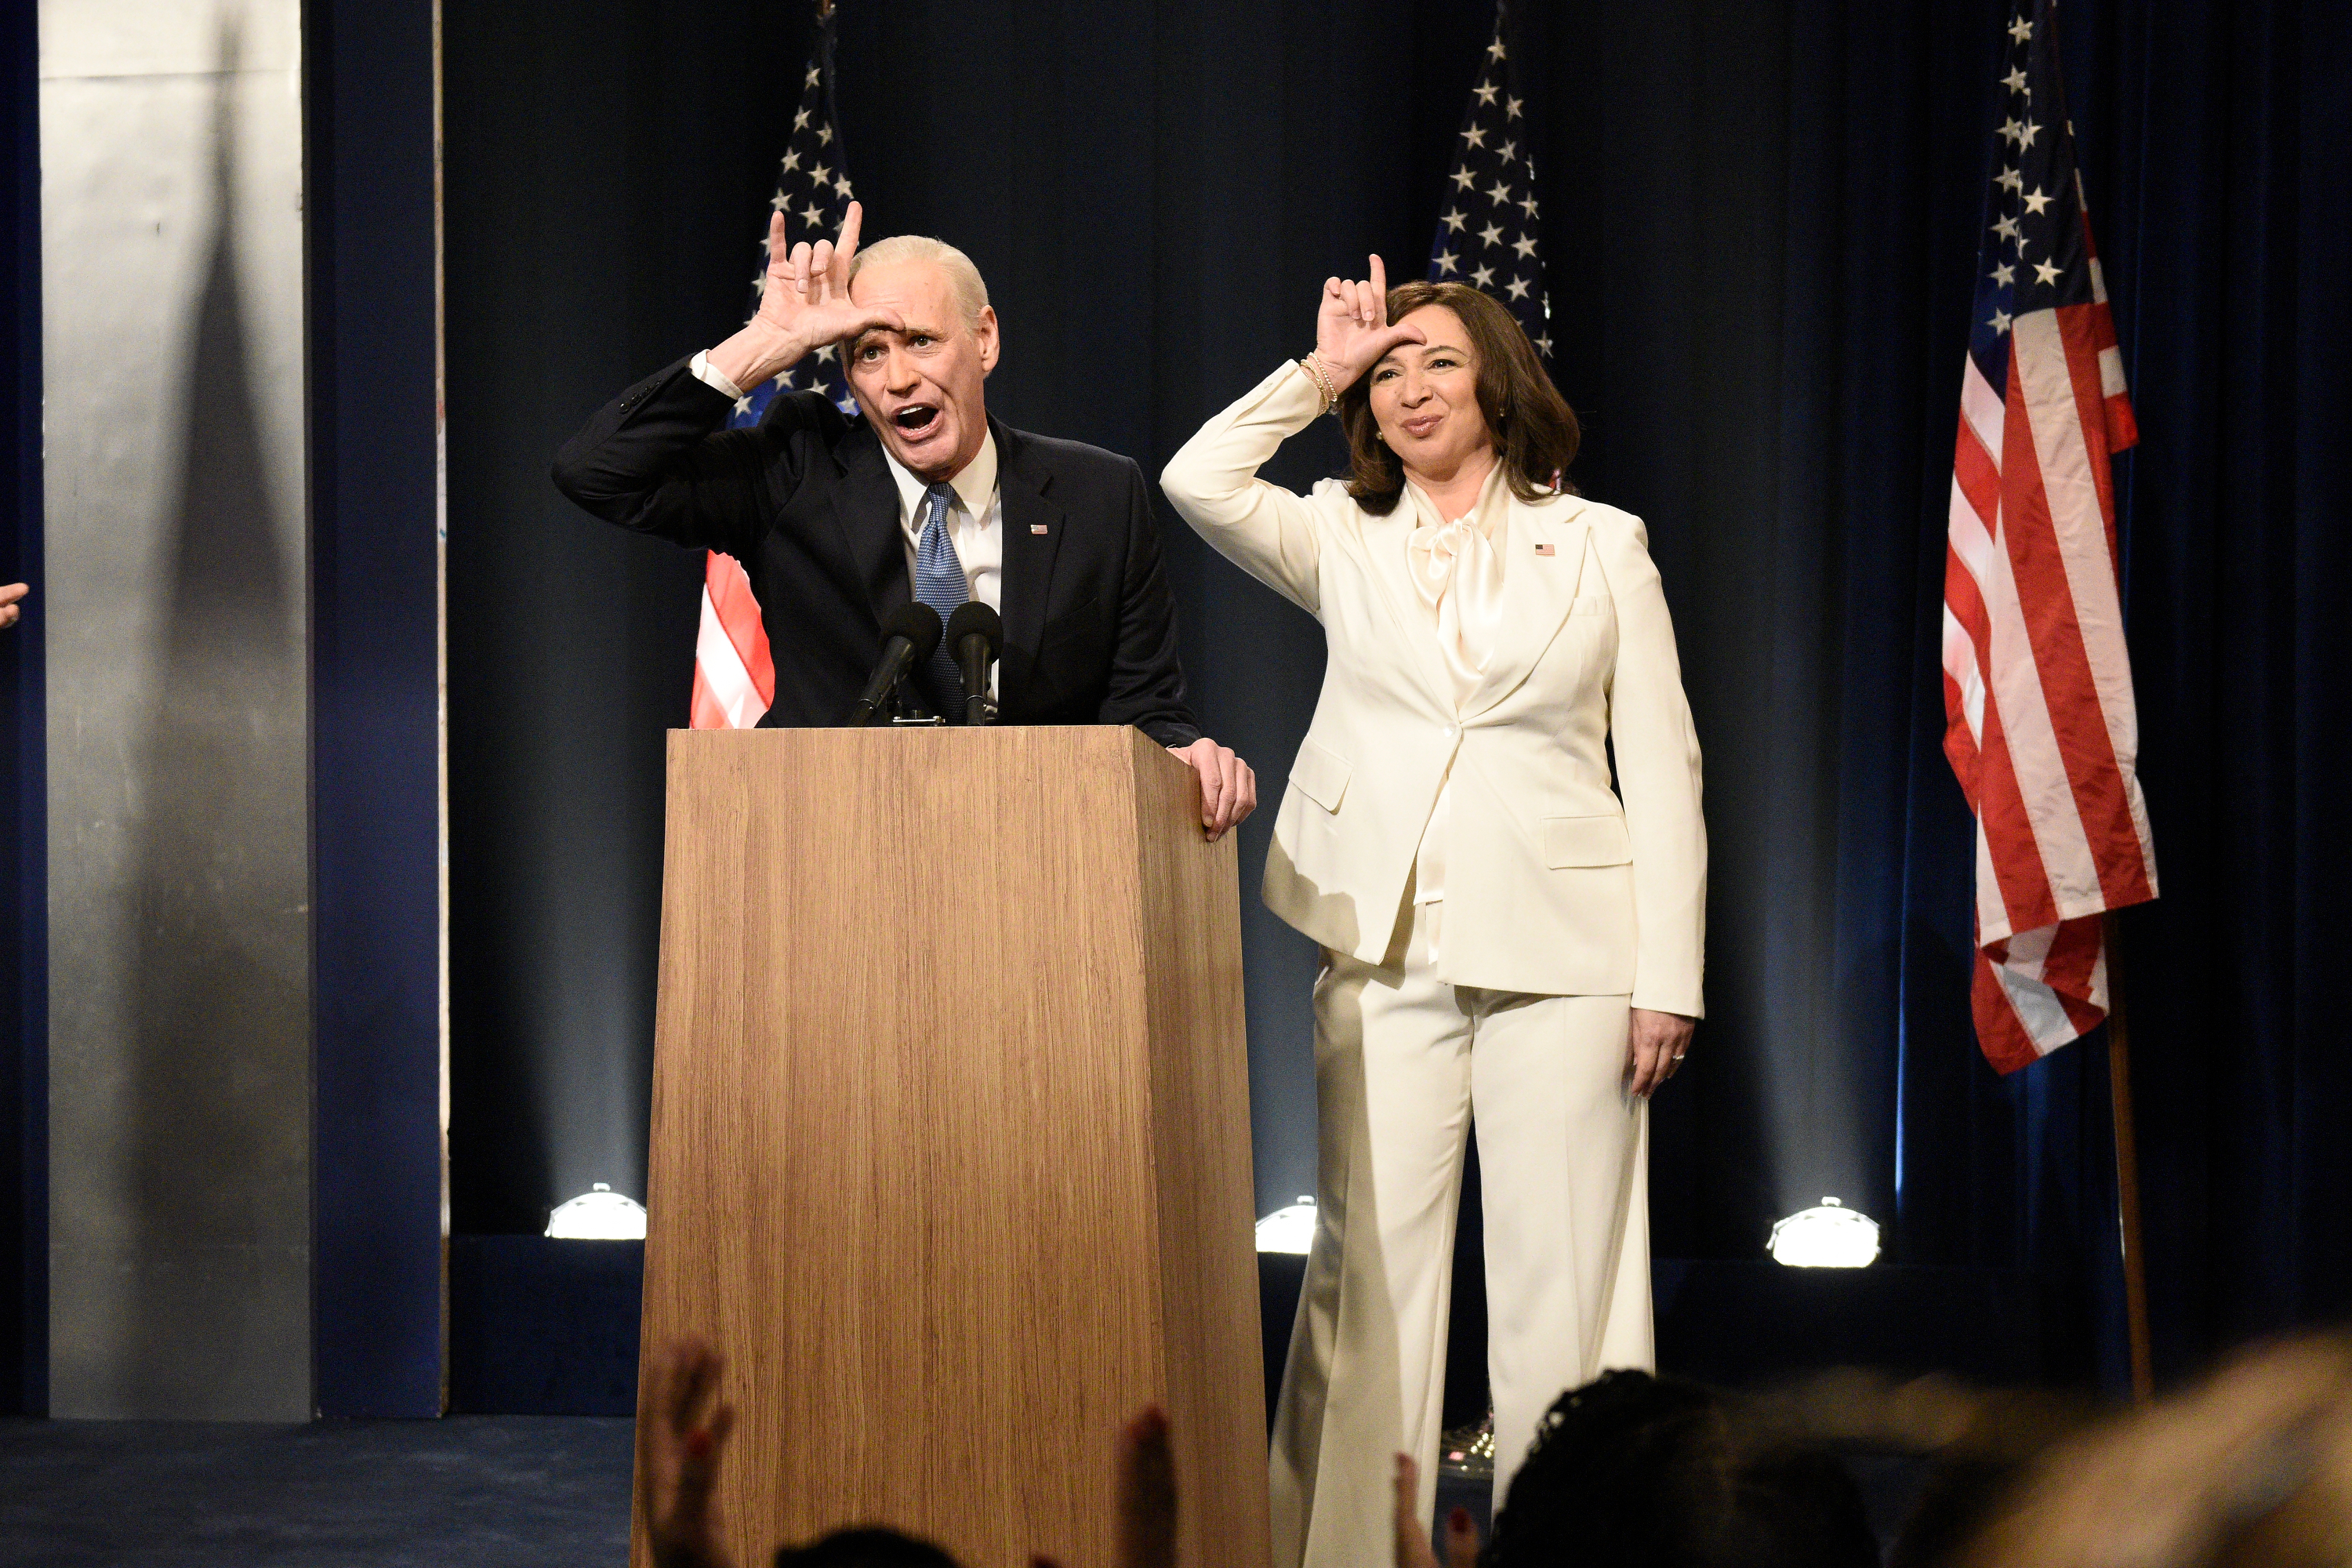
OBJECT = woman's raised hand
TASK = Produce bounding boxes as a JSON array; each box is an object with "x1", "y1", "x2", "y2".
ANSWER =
[{"x1": 1313, "y1": 255, "x2": 1425, "y2": 393}]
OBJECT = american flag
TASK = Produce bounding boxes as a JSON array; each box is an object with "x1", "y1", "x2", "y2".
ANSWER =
[
  {"x1": 1941, "y1": 0, "x2": 2155, "y2": 1073},
  {"x1": 1426, "y1": 1, "x2": 1548, "y2": 354},
  {"x1": 691, "y1": 2, "x2": 858, "y2": 731}
]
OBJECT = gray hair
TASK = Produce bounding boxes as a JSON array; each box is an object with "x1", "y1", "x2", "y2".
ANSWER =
[{"x1": 848, "y1": 234, "x2": 992, "y2": 332}]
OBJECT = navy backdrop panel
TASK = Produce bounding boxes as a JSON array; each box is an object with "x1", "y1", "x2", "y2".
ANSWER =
[
  {"x1": 2056, "y1": 0, "x2": 2352, "y2": 1374},
  {"x1": 305, "y1": 0, "x2": 446, "y2": 1416},
  {"x1": 441, "y1": 2, "x2": 801, "y2": 1236},
  {"x1": 1, "y1": 0, "x2": 45, "y2": 1417},
  {"x1": 440, "y1": 0, "x2": 2352, "y2": 1390}
]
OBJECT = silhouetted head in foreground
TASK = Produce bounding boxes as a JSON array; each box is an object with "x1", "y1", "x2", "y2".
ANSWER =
[
  {"x1": 1484, "y1": 1370, "x2": 1879, "y2": 1568},
  {"x1": 773, "y1": 1527, "x2": 963, "y2": 1568}
]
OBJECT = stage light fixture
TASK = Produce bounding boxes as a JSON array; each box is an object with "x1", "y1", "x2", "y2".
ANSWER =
[
  {"x1": 1255, "y1": 1196, "x2": 1317, "y2": 1255},
  {"x1": 546, "y1": 1182, "x2": 648, "y2": 1241},
  {"x1": 1767, "y1": 1196, "x2": 1880, "y2": 1268}
]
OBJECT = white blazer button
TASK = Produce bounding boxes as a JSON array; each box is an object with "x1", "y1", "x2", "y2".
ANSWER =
[{"x1": 1444, "y1": 724, "x2": 1459, "y2": 739}]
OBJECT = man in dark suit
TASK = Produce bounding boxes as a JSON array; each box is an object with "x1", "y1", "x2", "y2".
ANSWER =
[{"x1": 554, "y1": 203, "x2": 1257, "y2": 838}]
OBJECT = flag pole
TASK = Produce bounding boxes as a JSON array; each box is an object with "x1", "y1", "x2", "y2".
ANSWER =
[{"x1": 2103, "y1": 910, "x2": 2153, "y2": 1401}]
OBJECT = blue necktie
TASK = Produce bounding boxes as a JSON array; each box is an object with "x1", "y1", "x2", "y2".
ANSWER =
[{"x1": 913, "y1": 482, "x2": 970, "y2": 715}]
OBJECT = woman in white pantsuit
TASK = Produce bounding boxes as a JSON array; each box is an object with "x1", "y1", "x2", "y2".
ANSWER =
[{"x1": 1161, "y1": 263, "x2": 1706, "y2": 1568}]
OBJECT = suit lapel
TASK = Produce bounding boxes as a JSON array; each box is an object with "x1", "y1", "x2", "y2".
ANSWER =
[
  {"x1": 829, "y1": 420, "x2": 910, "y2": 626},
  {"x1": 1347, "y1": 498, "x2": 1459, "y2": 713},
  {"x1": 1459, "y1": 497, "x2": 1589, "y2": 718},
  {"x1": 992, "y1": 420, "x2": 1065, "y2": 716}
]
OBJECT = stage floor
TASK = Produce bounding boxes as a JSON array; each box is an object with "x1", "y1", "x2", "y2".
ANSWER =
[
  {"x1": 0, "y1": 1414, "x2": 1918, "y2": 1565},
  {"x1": 0, "y1": 1415, "x2": 633, "y2": 1566}
]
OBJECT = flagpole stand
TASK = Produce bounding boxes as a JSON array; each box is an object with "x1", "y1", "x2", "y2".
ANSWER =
[{"x1": 2104, "y1": 910, "x2": 2154, "y2": 1401}]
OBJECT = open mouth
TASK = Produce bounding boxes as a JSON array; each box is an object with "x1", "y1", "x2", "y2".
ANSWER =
[{"x1": 889, "y1": 404, "x2": 943, "y2": 441}]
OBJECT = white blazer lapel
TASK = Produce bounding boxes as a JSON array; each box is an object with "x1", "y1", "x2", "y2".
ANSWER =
[
  {"x1": 1345, "y1": 500, "x2": 1459, "y2": 712},
  {"x1": 1459, "y1": 499, "x2": 1590, "y2": 719}
]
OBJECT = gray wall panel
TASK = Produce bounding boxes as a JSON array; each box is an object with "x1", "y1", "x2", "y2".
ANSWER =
[{"x1": 40, "y1": 1, "x2": 309, "y2": 1421}]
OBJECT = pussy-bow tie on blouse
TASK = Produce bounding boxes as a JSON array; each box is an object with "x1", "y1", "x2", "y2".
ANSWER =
[{"x1": 1405, "y1": 478, "x2": 1508, "y2": 710}]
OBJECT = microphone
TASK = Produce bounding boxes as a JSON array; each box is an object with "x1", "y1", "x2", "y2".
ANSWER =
[
  {"x1": 943, "y1": 602, "x2": 1004, "y2": 727},
  {"x1": 848, "y1": 602, "x2": 942, "y2": 727}
]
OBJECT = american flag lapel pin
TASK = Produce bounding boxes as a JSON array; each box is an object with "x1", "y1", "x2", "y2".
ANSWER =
[
  {"x1": 1030, "y1": 524, "x2": 1050, "y2": 535},
  {"x1": 1534, "y1": 541, "x2": 1555, "y2": 556}
]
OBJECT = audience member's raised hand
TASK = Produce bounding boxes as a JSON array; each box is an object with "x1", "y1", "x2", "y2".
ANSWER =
[
  {"x1": 1392, "y1": 1454, "x2": 1479, "y2": 1568},
  {"x1": 640, "y1": 1337, "x2": 740, "y2": 1568},
  {"x1": 1113, "y1": 1406, "x2": 1176, "y2": 1568}
]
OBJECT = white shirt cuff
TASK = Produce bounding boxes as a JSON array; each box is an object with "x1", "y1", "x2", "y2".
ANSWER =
[{"x1": 689, "y1": 350, "x2": 746, "y2": 402}]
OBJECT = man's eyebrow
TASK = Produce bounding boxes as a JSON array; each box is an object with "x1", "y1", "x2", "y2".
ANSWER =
[{"x1": 850, "y1": 321, "x2": 939, "y2": 349}]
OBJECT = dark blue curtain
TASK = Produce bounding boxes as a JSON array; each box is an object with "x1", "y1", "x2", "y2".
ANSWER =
[
  {"x1": 0, "y1": 0, "x2": 45, "y2": 1417},
  {"x1": 2061, "y1": 0, "x2": 2352, "y2": 1377},
  {"x1": 437, "y1": 0, "x2": 2351, "y2": 1389}
]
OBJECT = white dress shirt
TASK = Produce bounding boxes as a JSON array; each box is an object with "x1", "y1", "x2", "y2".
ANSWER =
[
  {"x1": 877, "y1": 435, "x2": 1003, "y2": 612},
  {"x1": 1405, "y1": 465, "x2": 1510, "y2": 912},
  {"x1": 691, "y1": 350, "x2": 1003, "y2": 608}
]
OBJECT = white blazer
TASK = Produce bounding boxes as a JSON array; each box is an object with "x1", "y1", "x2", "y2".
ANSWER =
[{"x1": 1162, "y1": 362, "x2": 1705, "y2": 1014}]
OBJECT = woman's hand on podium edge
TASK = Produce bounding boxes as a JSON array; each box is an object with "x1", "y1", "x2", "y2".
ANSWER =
[
  {"x1": 1392, "y1": 1454, "x2": 1480, "y2": 1568},
  {"x1": 1170, "y1": 737, "x2": 1258, "y2": 842},
  {"x1": 706, "y1": 201, "x2": 906, "y2": 394},
  {"x1": 641, "y1": 1337, "x2": 740, "y2": 1568}
]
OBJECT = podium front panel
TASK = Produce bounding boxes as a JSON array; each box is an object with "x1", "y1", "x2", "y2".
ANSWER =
[{"x1": 634, "y1": 727, "x2": 1265, "y2": 1568}]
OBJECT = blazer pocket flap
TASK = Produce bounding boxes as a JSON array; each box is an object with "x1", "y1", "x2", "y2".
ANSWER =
[
  {"x1": 1289, "y1": 738, "x2": 1352, "y2": 814},
  {"x1": 1544, "y1": 814, "x2": 1633, "y2": 868}
]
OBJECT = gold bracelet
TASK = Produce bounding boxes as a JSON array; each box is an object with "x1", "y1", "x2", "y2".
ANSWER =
[{"x1": 1298, "y1": 354, "x2": 1338, "y2": 414}]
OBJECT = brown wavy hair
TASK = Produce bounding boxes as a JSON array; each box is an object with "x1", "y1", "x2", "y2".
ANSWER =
[{"x1": 1336, "y1": 281, "x2": 1580, "y2": 515}]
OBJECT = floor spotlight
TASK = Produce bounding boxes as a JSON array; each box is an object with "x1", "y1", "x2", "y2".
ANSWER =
[
  {"x1": 546, "y1": 1181, "x2": 648, "y2": 1240},
  {"x1": 1255, "y1": 1196, "x2": 1316, "y2": 1255},
  {"x1": 1767, "y1": 1196, "x2": 1880, "y2": 1268}
]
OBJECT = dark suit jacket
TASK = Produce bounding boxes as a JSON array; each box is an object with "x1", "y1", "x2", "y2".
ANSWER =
[{"x1": 551, "y1": 356, "x2": 1202, "y2": 747}]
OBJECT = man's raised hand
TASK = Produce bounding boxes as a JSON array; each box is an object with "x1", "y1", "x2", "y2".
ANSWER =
[
  {"x1": 708, "y1": 201, "x2": 904, "y2": 393},
  {"x1": 1312, "y1": 255, "x2": 1425, "y2": 393}
]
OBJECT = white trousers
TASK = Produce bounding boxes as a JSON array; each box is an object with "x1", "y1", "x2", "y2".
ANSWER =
[{"x1": 1268, "y1": 903, "x2": 1653, "y2": 1568}]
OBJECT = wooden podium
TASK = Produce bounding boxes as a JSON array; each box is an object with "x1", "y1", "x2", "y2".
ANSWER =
[{"x1": 633, "y1": 726, "x2": 1268, "y2": 1568}]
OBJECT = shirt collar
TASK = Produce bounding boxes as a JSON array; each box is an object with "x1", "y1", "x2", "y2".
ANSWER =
[
  {"x1": 1403, "y1": 456, "x2": 1510, "y2": 534},
  {"x1": 880, "y1": 427, "x2": 1000, "y2": 529}
]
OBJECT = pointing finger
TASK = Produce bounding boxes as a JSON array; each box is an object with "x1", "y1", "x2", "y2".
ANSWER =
[{"x1": 837, "y1": 200, "x2": 864, "y2": 267}]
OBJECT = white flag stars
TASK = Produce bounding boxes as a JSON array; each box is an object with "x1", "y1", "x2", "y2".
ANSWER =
[
  {"x1": 1425, "y1": 5, "x2": 1549, "y2": 351},
  {"x1": 737, "y1": 26, "x2": 861, "y2": 423}
]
